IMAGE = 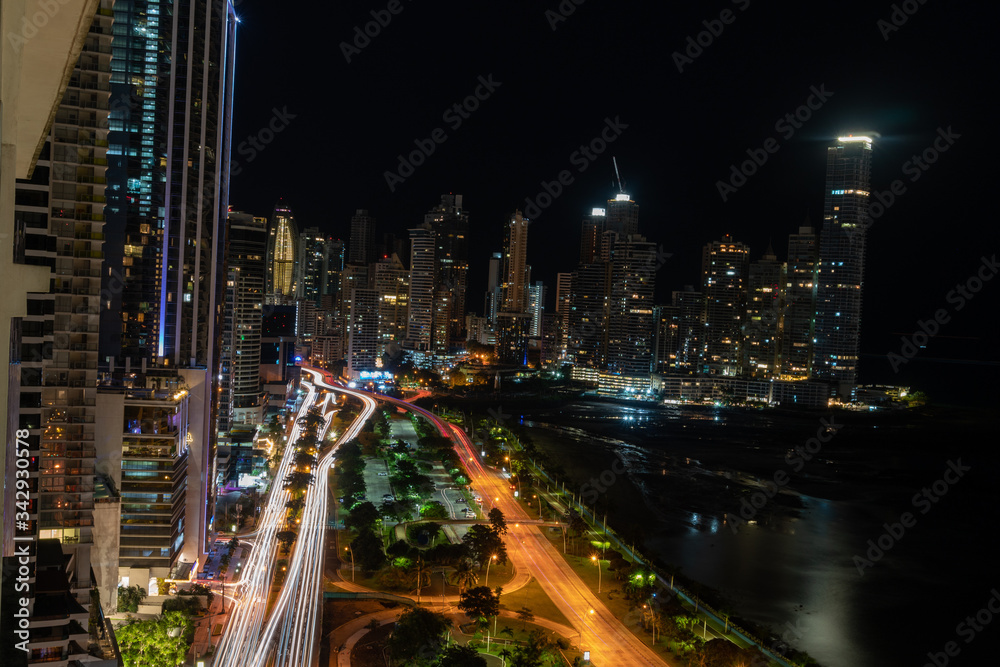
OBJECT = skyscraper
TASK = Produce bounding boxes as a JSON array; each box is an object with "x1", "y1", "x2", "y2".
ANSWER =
[
  {"x1": 568, "y1": 262, "x2": 611, "y2": 368},
  {"x1": 501, "y1": 210, "x2": 530, "y2": 314},
  {"x1": 7, "y1": 4, "x2": 113, "y2": 625},
  {"x1": 814, "y1": 134, "x2": 875, "y2": 396},
  {"x1": 406, "y1": 223, "x2": 437, "y2": 352},
  {"x1": 495, "y1": 210, "x2": 532, "y2": 364},
  {"x1": 484, "y1": 251, "x2": 503, "y2": 323},
  {"x1": 744, "y1": 245, "x2": 785, "y2": 379},
  {"x1": 605, "y1": 193, "x2": 639, "y2": 236},
  {"x1": 528, "y1": 281, "x2": 547, "y2": 338},
  {"x1": 425, "y1": 194, "x2": 470, "y2": 342},
  {"x1": 266, "y1": 203, "x2": 298, "y2": 304},
  {"x1": 579, "y1": 208, "x2": 606, "y2": 264},
  {"x1": 607, "y1": 235, "x2": 657, "y2": 376},
  {"x1": 219, "y1": 212, "x2": 267, "y2": 433},
  {"x1": 702, "y1": 234, "x2": 750, "y2": 376},
  {"x1": 781, "y1": 225, "x2": 819, "y2": 380},
  {"x1": 349, "y1": 209, "x2": 376, "y2": 266},
  {"x1": 673, "y1": 286, "x2": 704, "y2": 375},
  {"x1": 373, "y1": 254, "x2": 409, "y2": 359},
  {"x1": 555, "y1": 272, "x2": 573, "y2": 360},
  {"x1": 100, "y1": 0, "x2": 238, "y2": 573}
]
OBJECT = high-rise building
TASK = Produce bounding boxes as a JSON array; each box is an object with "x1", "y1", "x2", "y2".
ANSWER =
[
  {"x1": 501, "y1": 210, "x2": 530, "y2": 313},
  {"x1": 297, "y1": 227, "x2": 334, "y2": 306},
  {"x1": 527, "y1": 281, "x2": 547, "y2": 338},
  {"x1": 7, "y1": 3, "x2": 113, "y2": 621},
  {"x1": 425, "y1": 194, "x2": 469, "y2": 342},
  {"x1": 579, "y1": 208, "x2": 606, "y2": 264},
  {"x1": 702, "y1": 235, "x2": 750, "y2": 376},
  {"x1": 100, "y1": 0, "x2": 238, "y2": 573},
  {"x1": 605, "y1": 193, "x2": 639, "y2": 236},
  {"x1": 814, "y1": 135, "x2": 875, "y2": 396},
  {"x1": 219, "y1": 212, "x2": 267, "y2": 433},
  {"x1": 673, "y1": 286, "x2": 704, "y2": 374},
  {"x1": 324, "y1": 239, "x2": 345, "y2": 313},
  {"x1": 607, "y1": 235, "x2": 657, "y2": 376},
  {"x1": 266, "y1": 203, "x2": 298, "y2": 304},
  {"x1": 347, "y1": 288, "x2": 380, "y2": 377},
  {"x1": 495, "y1": 210, "x2": 532, "y2": 364},
  {"x1": 349, "y1": 209, "x2": 377, "y2": 266},
  {"x1": 484, "y1": 252, "x2": 503, "y2": 323},
  {"x1": 781, "y1": 225, "x2": 819, "y2": 380},
  {"x1": 555, "y1": 272, "x2": 573, "y2": 360},
  {"x1": 373, "y1": 254, "x2": 409, "y2": 359},
  {"x1": 653, "y1": 305, "x2": 680, "y2": 374},
  {"x1": 406, "y1": 223, "x2": 437, "y2": 352},
  {"x1": 744, "y1": 246, "x2": 785, "y2": 379},
  {"x1": 568, "y1": 262, "x2": 611, "y2": 368}
]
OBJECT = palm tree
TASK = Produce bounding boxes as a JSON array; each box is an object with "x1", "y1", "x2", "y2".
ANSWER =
[
  {"x1": 452, "y1": 560, "x2": 479, "y2": 593},
  {"x1": 499, "y1": 647, "x2": 513, "y2": 667}
]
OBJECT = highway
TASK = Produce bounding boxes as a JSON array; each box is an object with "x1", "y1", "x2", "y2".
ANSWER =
[
  {"x1": 214, "y1": 372, "x2": 376, "y2": 667},
  {"x1": 308, "y1": 367, "x2": 667, "y2": 667}
]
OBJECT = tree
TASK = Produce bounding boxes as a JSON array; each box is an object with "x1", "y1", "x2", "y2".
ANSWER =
[
  {"x1": 115, "y1": 611, "x2": 193, "y2": 667},
  {"x1": 462, "y1": 524, "x2": 507, "y2": 567},
  {"x1": 283, "y1": 470, "x2": 315, "y2": 494},
  {"x1": 293, "y1": 450, "x2": 317, "y2": 469},
  {"x1": 457, "y1": 586, "x2": 500, "y2": 623},
  {"x1": 275, "y1": 530, "x2": 297, "y2": 553},
  {"x1": 439, "y1": 643, "x2": 487, "y2": 667},
  {"x1": 420, "y1": 501, "x2": 449, "y2": 519},
  {"x1": 515, "y1": 606, "x2": 535, "y2": 631},
  {"x1": 285, "y1": 497, "x2": 305, "y2": 511},
  {"x1": 509, "y1": 629, "x2": 549, "y2": 667},
  {"x1": 385, "y1": 607, "x2": 451, "y2": 665},
  {"x1": 352, "y1": 528, "x2": 386, "y2": 573},
  {"x1": 117, "y1": 584, "x2": 146, "y2": 613},
  {"x1": 488, "y1": 507, "x2": 508, "y2": 536},
  {"x1": 422, "y1": 521, "x2": 442, "y2": 545},
  {"x1": 345, "y1": 501, "x2": 382, "y2": 532},
  {"x1": 452, "y1": 560, "x2": 479, "y2": 593}
]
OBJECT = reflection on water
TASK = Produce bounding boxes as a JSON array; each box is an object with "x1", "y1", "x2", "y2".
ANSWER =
[{"x1": 520, "y1": 401, "x2": 992, "y2": 667}]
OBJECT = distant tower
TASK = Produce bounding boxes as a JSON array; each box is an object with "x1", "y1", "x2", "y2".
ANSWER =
[
  {"x1": 781, "y1": 224, "x2": 819, "y2": 379},
  {"x1": 495, "y1": 210, "x2": 532, "y2": 364},
  {"x1": 349, "y1": 209, "x2": 377, "y2": 265},
  {"x1": 607, "y1": 235, "x2": 657, "y2": 376},
  {"x1": 406, "y1": 223, "x2": 437, "y2": 351},
  {"x1": 266, "y1": 202, "x2": 298, "y2": 303},
  {"x1": 425, "y1": 194, "x2": 470, "y2": 342},
  {"x1": 702, "y1": 234, "x2": 750, "y2": 376},
  {"x1": 814, "y1": 134, "x2": 876, "y2": 396},
  {"x1": 744, "y1": 244, "x2": 785, "y2": 379}
]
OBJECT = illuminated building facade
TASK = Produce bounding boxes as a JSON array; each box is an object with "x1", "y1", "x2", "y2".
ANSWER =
[
  {"x1": 607, "y1": 234, "x2": 657, "y2": 376},
  {"x1": 701, "y1": 235, "x2": 750, "y2": 376},
  {"x1": 781, "y1": 225, "x2": 819, "y2": 379},
  {"x1": 266, "y1": 203, "x2": 298, "y2": 303},
  {"x1": 743, "y1": 246, "x2": 785, "y2": 379},
  {"x1": 814, "y1": 135, "x2": 875, "y2": 396}
]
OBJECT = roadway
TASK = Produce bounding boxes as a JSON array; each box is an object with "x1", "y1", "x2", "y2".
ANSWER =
[
  {"x1": 308, "y1": 367, "x2": 667, "y2": 667},
  {"x1": 214, "y1": 374, "x2": 377, "y2": 667}
]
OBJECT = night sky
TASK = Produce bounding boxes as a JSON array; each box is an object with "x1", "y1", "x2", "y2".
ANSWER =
[{"x1": 228, "y1": 0, "x2": 997, "y2": 398}]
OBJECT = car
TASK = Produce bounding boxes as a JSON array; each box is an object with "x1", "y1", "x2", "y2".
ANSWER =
[
  {"x1": 377, "y1": 472, "x2": 388, "y2": 477},
  {"x1": 382, "y1": 494, "x2": 394, "y2": 501}
]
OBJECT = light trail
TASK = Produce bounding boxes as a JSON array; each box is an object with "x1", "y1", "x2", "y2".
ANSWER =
[{"x1": 215, "y1": 370, "x2": 376, "y2": 667}]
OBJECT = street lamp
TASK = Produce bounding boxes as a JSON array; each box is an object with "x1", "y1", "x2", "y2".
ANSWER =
[
  {"x1": 485, "y1": 554, "x2": 497, "y2": 586},
  {"x1": 345, "y1": 545, "x2": 354, "y2": 582},
  {"x1": 591, "y1": 554, "x2": 601, "y2": 594}
]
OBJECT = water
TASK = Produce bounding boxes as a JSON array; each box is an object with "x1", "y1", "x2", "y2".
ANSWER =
[{"x1": 515, "y1": 401, "x2": 996, "y2": 666}]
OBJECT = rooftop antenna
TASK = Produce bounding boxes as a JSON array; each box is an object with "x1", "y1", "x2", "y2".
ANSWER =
[{"x1": 613, "y1": 156, "x2": 625, "y2": 194}]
